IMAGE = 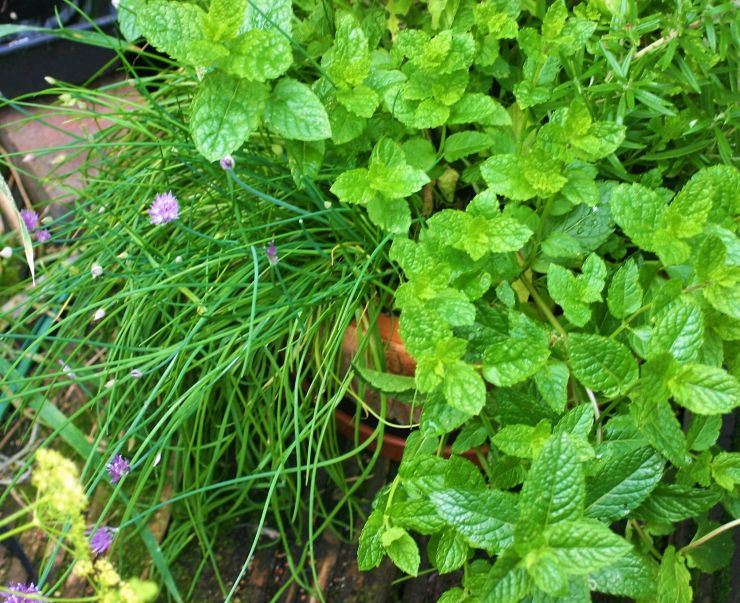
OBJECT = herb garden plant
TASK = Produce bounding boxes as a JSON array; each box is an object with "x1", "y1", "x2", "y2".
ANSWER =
[{"x1": 2, "y1": 0, "x2": 739, "y2": 601}]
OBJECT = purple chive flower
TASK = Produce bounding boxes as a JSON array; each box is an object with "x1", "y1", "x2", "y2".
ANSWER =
[
  {"x1": 2, "y1": 582, "x2": 43, "y2": 603},
  {"x1": 89, "y1": 526, "x2": 115, "y2": 555},
  {"x1": 148, "y1": 191, "x2": 179, "y2": 225},
  {"x1": 219, "y1": 155, "x2": 235, "y2": 170},
  {"x1": 130, "y1": 368, "x2": 143, "y2": 378},
  {"x1": 266, "y1": 240, "x2": 278, "y2": 266},
  {"x1": 106, "y1": 454, "x2": 130, "y2": 484},
  {"x1": 20, "y1": 209, "x2": 39, "y2": 232},
  {"x1": 35, "y1": 229, "x2": 51, "y2": 243}
]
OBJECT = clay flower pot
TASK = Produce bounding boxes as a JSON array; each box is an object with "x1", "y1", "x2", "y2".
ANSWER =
[{"x1": 338, "y1": 314, "x2": 485, "y2": 464}]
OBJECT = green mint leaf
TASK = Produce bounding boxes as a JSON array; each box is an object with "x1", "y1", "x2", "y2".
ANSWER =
[
  {"x1": 481, "y1": 560, "x2": 532, "y2": 603},
  {"x1": 666, "y1": 170, "x2": 713, "y2": 238},
  {"x1": 534, "y1": 362, "x2": 570, "y2": 413},
  {"x1": 589, "y1": 550, "x2": 658, "y2": 599},
  {"x1": 445, "y1": 455, "x2": 487, "y2": 491},
  {"x1": 542, "y1": 0, "x2": 568, "y2": 40},
  {"x1": 609, "y1": 183, "x2": 667, "y2": 251},
  {"x1": 355, "y1": 366, "x2": 416, "y2": 393},
  {"x1": 541, "y1": 232, "x2": 583, "y2": 259},
  {"x1": 518, "y1": 434, "x2": 585, "y2": 541},
  {"x1": 700, "y1": 165, "x2": 740, "y2": 229},
  {"x1": 244, "y1": 0, "x2": 292, "y2": 35},
  {"x1": 647, "y1": 298, "x2": 704, "y2": 363},
  {"x1": 547, "y1": 253, "x2": 606, "y2": 326},
  {"x1": 668, "y1": 363, "x2": 740, "y2": 415},
  {"x1": 552, "y1": 404, "x2": 593, "y2": 441},
  {"x1": 474, "y1": 1, "x2": 520, "y2": 39},
  {"x1": 483, "y1": 312, "x2": 550, "y2": 387},
  {"x1": 686, "y1": 520, "x2": 736, "y2": 573},
  {"x1": 711, "y1": 452, "x2": 740, "y2": 491},
  {"x1": 422, "y1": 393, "x2": 473, "y2": 436},
  {"x1": 190, "y1": 73, "x2": 268, "y2": 162},
  {"x1": 631, "y1": 395, "x2": 691, "y2": 468},
  {"x1": 635, "y1": 483, "x2": 720, "y2": 523},
  {"x1": 523, "y1": 150, "x2": 567, "y2": 197},
  {"x1": 527, "y1": 550, "x2": 569, "y2": 597},
  {"x1": 327, "y1": 13, "x2": 371, "y2": 87},
  {"x1": 402, "y1": 137, "x2": 438, "y2": 171},
  {"x1": 657, "y1": 546, "x2": 692, "y2": 603},
  {"x1": 480, "y1": 154, "x2": 537, "y2": 201},
  {"x1": 368, "y1": 139, "x2": 430, "y2": 198},
  {"x1": 336, "y1": 85, "x2": 380, "y2": 118},
  {"x1": 330, "y1": 169, "x2": 374, "y2": 205},
  {"x1": 443, "y1": 361, "x2": 487, "y2": 415},
  {"x1": 607, "y1": 258, "x2": 643, "y2": 320},
  {"x1": 560, "y1": 161, "x2": 599, "y2": 206},
  {"x1": 117, "y1": 0, "x2": 143, "y2": 42},
  {"x1": 206, "y1": 0, "x2": 247, "y2": 41},
  {"x1": 357, "y1": 508, "x2": 385, "y2": 570},
  {"x1": 686, "y1": 415, "x2": 722, "y2": 451},
  {"x1": 545, "y1": 519, "x2": 632, "y2": 575},
  {"x1": 448, "y1": 93, "x2": 511, "y2": 126},
  {"x1": 451, "y1": 420, "x2": 488, "y2": 454},
  {"x1": 367, "y1": 195, "x2": 412, "y2": 234},
  {"x1": 381, "y1": 526, "x2": 420, "y2": 576},
  {"x1": 443, "y1": 131, "x2": 494, "y2": 162},
  {"x1": 219, "y1": 30, "x2": 292, "y2": 81},
  {"x1": 389, "y1": 499, "x2": 446, "y2": 535},
  {"x1": 571, "y1": 121, "x2": 625, "y2": 161},
  {"x1": 265, "y1": 78, "x2": 331, "y2": 141},
  {"x1": 568, "y1": 334, "x2": 638, "y2": 398},
  {"x1": 429, "y1": 527, "x2": 469, "y2": 574},
  {"x1": 327, "y1": 103, "x2": 366, "y2": 144},
  {"x1": 491, "y1": 420, "x2": 551, "y2": 459},
  {"x1": 584, "y1": 447, "x2": 664, "y2": 522},
  {"x1": 430, "y1": 488, "x2": 518, "y2": 553},
  {"x1": 137, "y1": 0, "x2": 227, "y2": 65}
]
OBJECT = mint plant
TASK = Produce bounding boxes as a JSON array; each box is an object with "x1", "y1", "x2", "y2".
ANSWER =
[{"x1": 114, "y1": 0, "x2": 740, "y2": 600}]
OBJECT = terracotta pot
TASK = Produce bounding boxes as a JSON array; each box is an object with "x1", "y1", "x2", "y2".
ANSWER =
[{"x1": 339, "y1": 314, "x2": 485, "y2": 465}]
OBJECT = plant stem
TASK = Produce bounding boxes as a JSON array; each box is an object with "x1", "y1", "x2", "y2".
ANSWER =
[
  {"x1": 517, "y1": 274, "x2": 568, "y2": 339},
  {"x1": 630, "y1": 520, "x2": 662, "y2": 560},
  {"x1": 679, "y1": 518, "x2": 740, "y2": 553}
]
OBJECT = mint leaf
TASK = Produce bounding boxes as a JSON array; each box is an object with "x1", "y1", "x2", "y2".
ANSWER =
[
  {"x1": 430, "y1": 528, "x2": 469, "y2": 574},
  {"x1": 327, "y1": 13, "x2": 371, "y2": 87},
  {"x1": 686, "y1": 520, "x2": 736, "y2": 573},
  {"x1": 430, "y1": 489, "x2": 518, "y2": 553},
  {"x1": 657, "y1": 546, "x2": 692, "y2": 603},
  {"x1": 367, "y1": 195, "x2": 412, "y2": 234},
  {"x1": 444, "y1": 362, "x2": 487, "y2": 415},
  {"x1": 381, "y1": 527, "x2": 420, "y2": 576},
  {"x1": 631, "y1": 396, "x2": 691, "y2": 468},
  {"x1": 219, "y1": 30, "x2": 292, "y2": 81},
  {"x1": 448, "y1": 93, "x2": 511, "y2": 126},
  {"x1": 635, "y1": 483, "x2": 720, "y2": 523},
  {"x1": 355, "y1": 366, "x2": 416, "y2": 393},
  {"x1": 668, "y1": 363, "x2": 740, "y2": 415},
  {"x1": 190, "y1": 73, "x2": 268, "y2": 162},
  {"x1": 527, "y1": 550, "x2": 569, "y2": 596},
  {"x1": 686, "y1": 415, "x2": 722, "y2": 451},
  {"x1": 206, "y1": 0, "x2": 247, "y2": 41},
  {"x1": 545, "y1": 519, "x2": 632, "y2": 574},
  {"x1": 547, "y1": 254, "x2": 606, "y2": 326},
  {"x1": 534, "y1": 362, "x2": 570, "y2": 413},
  {"x1": 137, "y1": 0, "x2": 227, "y2": 65},
  {"x1": 518, "y1": 434, "x2": 585, "y2": 540},
  {"x1": 357, "y1": 509, "x2": 385, "y2": 570},
  {"x1": 590, "y1": 550, "x2": 658, "y2": 599},
  {"x1": 491, "y1": 420, "x2": 551, "y2": 459},
  {"x1": 585, "y1": 447, "x2": 664, "y2": 522},
  {"x1": 711, "y1": 452, "x2": 740, "y2": 491},
  {"x1": 647, "y1": 298, "x2": 704, "y2": 363},
  {"x1": 483, "y1": 312, "x2": 550, "y2": 387},
  {"x1": 265, "y1": 79, "x2": 331, "y2": 141},
  {"x1": 244, "y1": 0, "x2": 292, "y2": 34},
  {"x1": 117, "y1": 0, "x2": 142, "y2": 42},
  {"x1": 443, "y1": 131, "x2": 494, "y2": 162},
  {"x1": 389, "y1": 500, "x2": 445, "y2": 534},
  {"x1": 368, "y1": 140, "x2": 430, "y2": 198},
  {"x1": 607, "y1": 258, "x2": 642, "y2": 319},
  {"x1": 480, "y1": 154, "x2": 537, "y2": 201},
  {"x1": 568, "y1": 334, "x2": 638, "y2": 398},
  {"x1": 336, "y1": 85, "x2": 379, "y2": 118},
  {"x1": 609, "y1": 183, "x2": 667, "y2": 251},
  {"x1": 330, "y1": 169, "x2": 374, "y2": 206}
]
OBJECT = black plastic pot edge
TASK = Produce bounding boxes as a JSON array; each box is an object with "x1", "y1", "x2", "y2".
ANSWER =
[{"x1": 0, "y1": 6, "x2": 118, "y2": 99}]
